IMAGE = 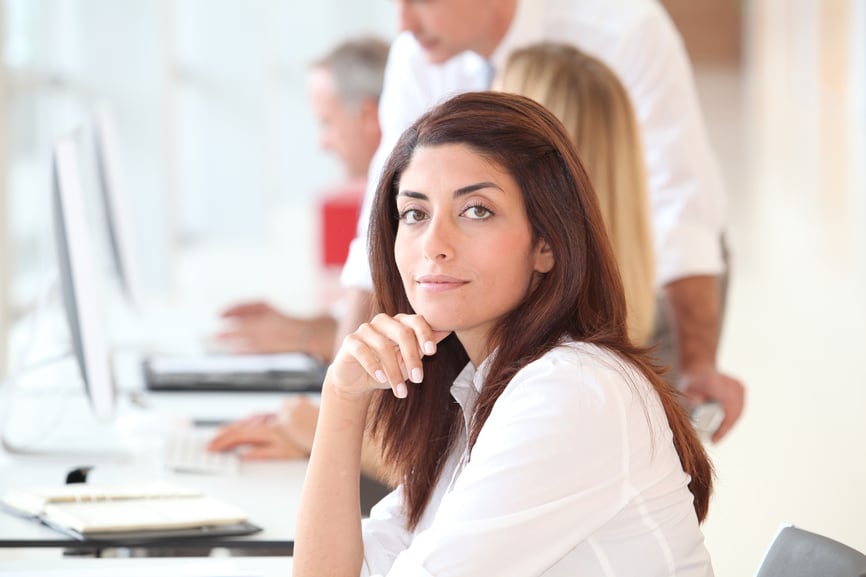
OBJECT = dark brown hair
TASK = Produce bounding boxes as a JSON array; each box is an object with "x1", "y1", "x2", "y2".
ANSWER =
[{"x1": 367, "y1": 91, "x2": 712, "y2": 530}]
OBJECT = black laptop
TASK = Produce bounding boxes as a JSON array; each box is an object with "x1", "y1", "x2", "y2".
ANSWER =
[{"x1": 142, "y1": 352, "x2": 326, "y2": 393}]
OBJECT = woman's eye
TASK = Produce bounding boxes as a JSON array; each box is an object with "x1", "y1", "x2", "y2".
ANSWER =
[
  {"x1": 464, "y1": 205, "x2": 492, "y2": 219},
  {"x1": 399, "y1": 208, "x2": 427, "y2": 224}
]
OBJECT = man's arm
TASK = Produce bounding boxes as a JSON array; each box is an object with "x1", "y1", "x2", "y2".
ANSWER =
[{"x1": 663, "y1": 275, "x2": 744, "y2": 442}]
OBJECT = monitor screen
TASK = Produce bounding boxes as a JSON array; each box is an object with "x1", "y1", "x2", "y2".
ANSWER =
[
  {"x1": 53, "y1": 134, "x2": 116, "y2": 420},
  {"x1": 93, "y1": 108, "x2": 144, "y2": 309}
]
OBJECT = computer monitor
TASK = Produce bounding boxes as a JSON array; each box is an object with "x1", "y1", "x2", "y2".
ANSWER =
[
  {"x1": 93, "y1": 107, "x2": 144, "y2": 309},
  {"x1": 53, "y1": 133, "x2": 116, "y2": 420}
]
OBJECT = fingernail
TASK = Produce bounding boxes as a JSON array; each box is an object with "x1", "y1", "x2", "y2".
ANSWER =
[
  {"x1": 375, "y1": 370, "x2": 387, "y2": 384},
  {"x1": 424, "y1": 341, "x2": 436, "y2": 355},
  {"x1": 395, "y1": 382, "x2": 408, "y2": 398},
  {"x1": 411, "y1": 367, "x2": 423, "y2": 383}
]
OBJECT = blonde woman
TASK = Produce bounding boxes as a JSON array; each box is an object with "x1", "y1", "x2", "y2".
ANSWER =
[{"x1": 497, "y1": 42, "x2": 657, "y2": 347}]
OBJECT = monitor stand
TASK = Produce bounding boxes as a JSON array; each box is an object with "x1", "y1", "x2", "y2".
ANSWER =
[
  {"x1": 0, "y1": 366, "x2": 133, "y2": 462},
  {"x1": 2, "y1": 395, "x2": 134, "y2": 462}
]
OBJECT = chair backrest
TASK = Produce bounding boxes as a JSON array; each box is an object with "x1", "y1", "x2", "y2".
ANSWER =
[{"x1": 755, "y1": 525, "x2": 866, "y2": 577}]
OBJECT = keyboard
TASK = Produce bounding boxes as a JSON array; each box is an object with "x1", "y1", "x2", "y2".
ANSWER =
[{"x1": 162, "y1": 430, "x2": 240, "y2": 476}]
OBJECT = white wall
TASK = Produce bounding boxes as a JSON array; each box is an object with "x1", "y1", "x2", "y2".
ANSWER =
[{"x1": 1, "y1": 0, "x2": 396, "y2": 315}]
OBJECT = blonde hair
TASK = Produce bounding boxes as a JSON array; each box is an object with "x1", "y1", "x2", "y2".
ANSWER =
[{"x1": 497, "y1": 43, "x2": 656, "y2": 345}]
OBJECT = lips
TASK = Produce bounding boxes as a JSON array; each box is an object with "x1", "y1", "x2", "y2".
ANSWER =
[{"x1": 415, "y1": 274, "x2": 467, "y2": 292}]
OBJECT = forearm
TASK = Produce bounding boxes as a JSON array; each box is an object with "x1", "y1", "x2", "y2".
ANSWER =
[
  {"x1": 294, "y1": 382, "x2": 371, "y2": 577},
  {"x1": 662, "y1": 275, "x2": 721, "y2": 371}
]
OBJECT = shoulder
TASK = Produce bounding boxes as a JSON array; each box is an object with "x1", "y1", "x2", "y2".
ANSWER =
[
  {"x1": 542, "y1": 0, "x2": 683, "y2": 67},
  {"x1": 492, "y1": 342, "x2": 655, "y2": 425},
  {"x1": 544, "y1": 0, "x2": 675, "y2": 36},
  {"x1": 510, "y1": 342, "x2": 644, "y2": 394}
]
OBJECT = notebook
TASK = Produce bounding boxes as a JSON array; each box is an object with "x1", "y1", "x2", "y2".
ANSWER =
[
  {"x1": 143, "y1": 352, "x2": 326, "y2": 393},
  {"x1": 1, "y1": 481, "x2": 261, "y2": 541}
]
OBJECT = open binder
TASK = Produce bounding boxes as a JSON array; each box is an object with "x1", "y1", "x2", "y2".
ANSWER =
[{"x1": 0, "y1": 481, "x2": 261, "y2": 543}]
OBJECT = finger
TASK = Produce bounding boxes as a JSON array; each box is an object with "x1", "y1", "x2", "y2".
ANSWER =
[
  {"x1": 221, "y1": 301, "x2": 265, "y2": 317},
  {"x1": 217, "y1": 413, "x2": 274, "y2": 432},
  {"x1": 374, "y1": 314, "x2": 435, "y2": 384},
  {"x1": 339, "y1": 329, "x2": 401, "y2": 396},
  {"x1": 207, "y1": 425, "x2": 272, "y2": 451},
  {"x1": 712, "y1": 379, "x2": 745, "y2": 442},
  {"x1": 394, "y1": 314, "x2": 451, "y2": 358},
  {"x1": 214, "y1": 328, "x2": 241, "y2": 341},
  {"x1": 712, "y1": 406, "x2": 737, "y2": 442},
  {"x1": 351, "y1": 322, "x2": 410, "y2": 397},
  {"x1": 242, "y1": 413, "x2": 277, "y2": 426}
]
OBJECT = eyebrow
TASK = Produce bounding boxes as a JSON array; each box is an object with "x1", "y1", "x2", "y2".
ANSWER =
[{"x1": 397, "y1": 181, "x2": 504, "y2": 200}]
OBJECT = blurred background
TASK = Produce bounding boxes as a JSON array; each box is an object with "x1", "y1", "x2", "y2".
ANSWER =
[{"x1": 0, "y1": 1, "x2": 864, "y2": 574}]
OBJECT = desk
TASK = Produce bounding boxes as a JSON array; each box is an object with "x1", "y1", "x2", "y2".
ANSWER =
[
  {"x1": 0, "y1": 447, "x2": 306, "y2": 554},
  {"x1": 0, "y1": 377, "x2": 308, "y2": 555},
  {"x1": 0, "y1": 556, "x2": 294, "y2": 576}
]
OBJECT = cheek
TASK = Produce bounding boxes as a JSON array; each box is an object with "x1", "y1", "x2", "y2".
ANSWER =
[{"x1": 394, "y1": 235, "x2": 413, "y2": 284}]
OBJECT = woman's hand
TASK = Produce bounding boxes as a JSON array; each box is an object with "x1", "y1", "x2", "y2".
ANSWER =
[
  {"x1": 327, "y1": 313, "x2": 450, "y2": 401},
  {"x1": 207, "y1": 414, "x2": 309, "y2": 460}
]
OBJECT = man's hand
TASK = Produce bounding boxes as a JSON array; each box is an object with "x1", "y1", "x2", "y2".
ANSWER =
[
  {"x1": 664, "y1": 274, "x2": 745, "y2": 442},
  {"x1": 217, "y1": 300, "x2": 337, "y2": 361},
  {"x1": 679, "y1": 367, "x2": 745, "y2": 443}
]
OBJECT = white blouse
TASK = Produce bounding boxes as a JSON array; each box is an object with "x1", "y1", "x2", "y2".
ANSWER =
[{"x1": 360, "y1": 342, "x2": 714, "y2": 577}]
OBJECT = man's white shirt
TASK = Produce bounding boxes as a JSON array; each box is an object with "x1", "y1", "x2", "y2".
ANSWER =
[{"x1": 341, "y1": 0, "x2": 726, "y2": 292}]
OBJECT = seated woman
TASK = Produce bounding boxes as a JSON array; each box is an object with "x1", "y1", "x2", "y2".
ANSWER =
[
  {"x1": 208, "y1": 43, "x2": 665, "y2": 469},
  {"x1": 294, "y1": 91, "x2": 714, "y2": 576}
]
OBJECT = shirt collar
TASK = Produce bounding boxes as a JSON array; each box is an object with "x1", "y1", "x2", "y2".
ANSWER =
[{"x1": 450, "y1": 353, "x2": 495, "y2": 399}]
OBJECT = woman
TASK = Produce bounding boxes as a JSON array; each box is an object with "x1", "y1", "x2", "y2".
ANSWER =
[
  {"x1": 294, "y1": 91, "x2": 713, "y2": 576},
  {"x1": 497, "y1": 43, "x2": 656, "y2": 346}
]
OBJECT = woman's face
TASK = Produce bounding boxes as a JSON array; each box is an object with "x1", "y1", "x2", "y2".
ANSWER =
[{"x1": 394, "y1": 143, "x2": 554, "y2": 364}]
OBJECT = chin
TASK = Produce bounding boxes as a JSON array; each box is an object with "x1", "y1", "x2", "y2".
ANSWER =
[
  {"x1": 421, "y1": 45, "x2": 457, "y2": 65},
  {"x1": 412, "y1": 308, "x2": 458, "y2": 333}
]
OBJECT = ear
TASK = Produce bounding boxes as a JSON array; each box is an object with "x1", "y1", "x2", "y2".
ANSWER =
[
  {"x1": 358, "y1": 99, "x2": 380, "y2": 131},
  {"x1": 533, "y1": 238, "x2": 555, "y2": 274}
]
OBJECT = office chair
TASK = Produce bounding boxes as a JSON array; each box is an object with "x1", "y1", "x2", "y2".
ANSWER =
[{"x1": 755, "y1": 525, "x2": 866, "y2": 577}]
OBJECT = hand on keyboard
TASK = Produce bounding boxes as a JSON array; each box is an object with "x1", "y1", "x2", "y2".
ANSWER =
[{"x1": 163, "y1": 430, "x2": 240, "y2": 476}]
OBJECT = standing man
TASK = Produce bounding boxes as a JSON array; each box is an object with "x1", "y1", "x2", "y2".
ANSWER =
[{"x1": 339, "y1": 0, "x2": 744, "y2": 441}]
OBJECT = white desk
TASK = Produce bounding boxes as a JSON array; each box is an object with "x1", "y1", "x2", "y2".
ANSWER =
[
  {"x1": 0, "y1": 556, "x2": 294, "y2": 576},
  {"x1": 0, "y1": 443, "x2": 307, "y2": 553},
  {"x1": 0, "y1": 376, "x2": 308, "y2": 554}
]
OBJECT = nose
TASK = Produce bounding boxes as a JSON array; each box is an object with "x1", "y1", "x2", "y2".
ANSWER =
[
  {"x1": 397, "y1": 1, "x2": 420, "y2": 34},
  {"x1": 421, "y1": 215, "x2": 455, "y2": 261}
]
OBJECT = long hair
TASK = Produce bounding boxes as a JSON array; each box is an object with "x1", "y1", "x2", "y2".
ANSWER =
[
  {"x1": 367, "y1": 92, "x2": 711, "y2": 530},
  {"x1": 497, "y1": 43, "x2": 657, "y2": 346}
]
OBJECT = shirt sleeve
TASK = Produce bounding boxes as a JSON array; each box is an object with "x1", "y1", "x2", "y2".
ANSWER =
[
  {"x1": 360, "y1": 487, "x2": 415, "y2": 577},
  {"x1": 367, "y1": 349, "x2": 681, "y2": 577},
  {"x1": 611, "y1": 7, "x2": 727, "y2": 286}
]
